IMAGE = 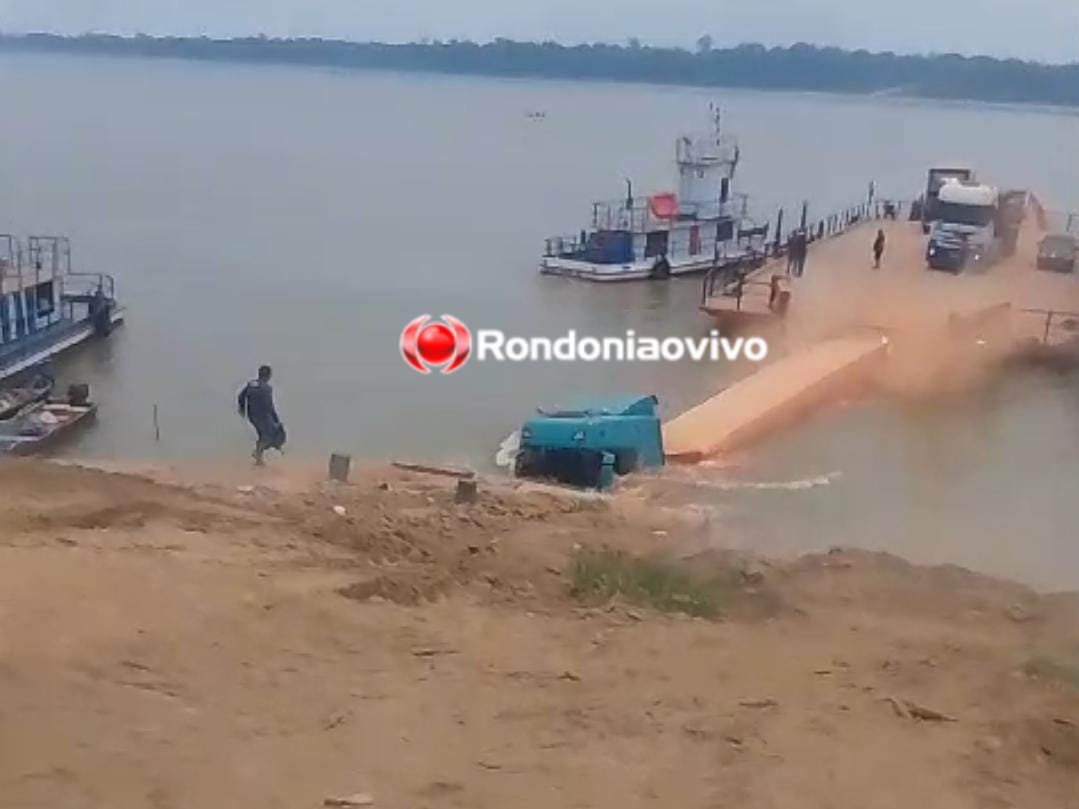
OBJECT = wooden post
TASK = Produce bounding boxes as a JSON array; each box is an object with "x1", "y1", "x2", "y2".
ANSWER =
[
  {"x1": 329, "y1": 453, "x2": 351, "y2": 482},
  {"x1": 455, "y1": 478, "x2": 478, "y2": 504},
  {"x1": 153, "y1": 405, "x2": 160, "y2": 442}
]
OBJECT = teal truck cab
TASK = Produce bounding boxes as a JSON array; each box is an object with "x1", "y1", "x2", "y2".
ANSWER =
[{"x1": 514, "y1": 395, "x2": 664, "y2": 490}]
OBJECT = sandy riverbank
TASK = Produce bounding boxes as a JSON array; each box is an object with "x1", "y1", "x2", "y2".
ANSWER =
[{"x1": 1, "y1": 458, "x2": 1077, "y2": 808}]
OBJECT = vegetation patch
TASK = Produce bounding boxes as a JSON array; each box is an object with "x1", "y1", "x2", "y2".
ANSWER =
[
  {"x1": 1024, "y1": 654, "x2": 1079, "y2": 689},
  {"x1": 569, "y1": 546, "x2": 738, "y2": 619}
]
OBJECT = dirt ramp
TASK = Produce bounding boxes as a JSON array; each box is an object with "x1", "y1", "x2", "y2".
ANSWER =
[{"x1": 1, "y1": 461, "x2": 1078, "y2": 808}]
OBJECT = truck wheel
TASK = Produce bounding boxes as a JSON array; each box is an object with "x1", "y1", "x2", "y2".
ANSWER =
[
  {"x1": 614, "y1": 450, "x2": 639, "y2": 475},
  {"x1": 514, "y1": 449, "x2": 540, "y2": 478}
]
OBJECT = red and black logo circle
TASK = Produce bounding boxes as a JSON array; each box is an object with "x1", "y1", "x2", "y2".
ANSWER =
[{"x1": 400, "y1": 314, "x2": 472, "y2": 375}]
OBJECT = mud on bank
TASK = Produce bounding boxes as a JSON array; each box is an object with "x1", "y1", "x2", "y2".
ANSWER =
[{"x1": 1, "y1": 459, "x2": 1078, "y2": 808}]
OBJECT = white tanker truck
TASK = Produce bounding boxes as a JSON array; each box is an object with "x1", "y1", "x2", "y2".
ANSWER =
[{"x1": 926, "y1": 178, "x2": 1026, "y2": 273}]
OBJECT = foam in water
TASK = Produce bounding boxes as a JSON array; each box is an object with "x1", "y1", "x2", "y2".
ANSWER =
[
  {"x1": 661, "y1": 467, "x2": 842, "y2": 491},
  {"x1": 495, "y1": 430, "x2": 520, "y2": 469}
]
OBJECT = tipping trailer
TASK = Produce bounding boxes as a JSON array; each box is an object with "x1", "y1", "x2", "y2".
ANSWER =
[{"x1": 997, "y1": 189, "x2": 1029, "y2": 258}]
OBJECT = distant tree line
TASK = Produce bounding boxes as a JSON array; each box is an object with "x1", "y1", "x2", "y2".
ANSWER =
[{"x1": 2, "y1": 33, "x2": 1078, "y2": 107}]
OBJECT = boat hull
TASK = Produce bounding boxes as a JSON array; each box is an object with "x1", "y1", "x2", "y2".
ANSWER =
[
  {"x1": 0, "y1": 308, "x2": 124, "y2": 382},
  {"x1": 539, "y1": 256, "x2": 715, "y2": 283},
  {"x1": 0, "y1": 401, "x2": 97, "y2": 456},
  {"x1": 0, "y1": 378, "x2": 54, "y2": 421}
]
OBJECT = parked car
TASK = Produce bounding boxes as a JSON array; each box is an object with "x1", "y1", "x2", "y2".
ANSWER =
[{"x1": 1037, "y1": 233, "x2": 1077, "y2": 272}]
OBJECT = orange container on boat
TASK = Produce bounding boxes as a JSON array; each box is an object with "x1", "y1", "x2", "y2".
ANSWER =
[{"x1": 648, "y1": 192, "x2": 678, "y2": 219}]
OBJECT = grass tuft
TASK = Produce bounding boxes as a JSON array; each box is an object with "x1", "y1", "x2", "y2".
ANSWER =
[
  {"x1": 1024, "y1": 654, "x2": 1079, "y2": 689},
  {"x1": 569, "y1": 547, "x2": 738, "y2": 619}
]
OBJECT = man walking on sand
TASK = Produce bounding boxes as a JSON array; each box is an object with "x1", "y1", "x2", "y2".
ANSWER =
[
  {"x1": 873, "y1": 228, "x2": 886, "y2": 269},
  {"x1": 237, "y1": 365, "x2": 285, "y2": 466}
]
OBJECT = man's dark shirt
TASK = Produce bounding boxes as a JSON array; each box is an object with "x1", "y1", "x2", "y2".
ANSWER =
[{"x1": 238, "y1": 380, "x2": 277, "y2": 427}]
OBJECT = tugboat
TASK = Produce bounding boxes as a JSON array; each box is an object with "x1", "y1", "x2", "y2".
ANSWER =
[
  {"x1": 540, "y1": 107, "x2": 766, "y2": 282},
  {"x1": 0, "y1": 234, "x2": 123, "y2": 381}
]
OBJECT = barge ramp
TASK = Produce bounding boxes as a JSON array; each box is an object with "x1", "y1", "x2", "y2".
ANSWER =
[{"x1": 663, "y1": 333, "x2": 887, "y2": 462}]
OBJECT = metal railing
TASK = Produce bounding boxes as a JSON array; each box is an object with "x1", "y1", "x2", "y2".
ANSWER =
[
  {"x1": 720, "y1": 276, "x2": 774, "y2": 311},
  {"x1": 0, "y1": 234, "x2": 71, "y2": 279},
  {"x1": 1044, "y1": 210, "x2": 1079, "y2": 236},
  {"x1": 0, "y1": 234, "x2": 115, "y2": 307},
  {"x1": 1019, "y1": 308, "x2": 1079, "y2": 346},
  {"x1": 701, "y1": 193, "x2": 903, "y2": 305},
  {"x1": 584, "y1": 195, "x2": 743, "y2": 235},
  {"x1": 60, "y1": 272, "x2": 116, "y2": 303},
  {"x1": 700, "y1": 252, "x2": 766, "y2": 305}
]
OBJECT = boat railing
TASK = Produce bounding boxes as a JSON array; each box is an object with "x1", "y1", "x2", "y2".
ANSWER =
[
  {"x1": 60, "y1": 272, "x2": 117, "y2": 303},
  {"x1": 587, "y1": 196, "x2": 736, "y2": 234},
  {"x1": 676, "y1": 132, "x2": 739, "y2": 167},
  {"x1": 27, "y1": 235, "x2": 72, "y2": 276},
  {"x1": 544, "y1": 234, "x2": 586, "y2": 259},
  {"x1": 0, "y1": 233, "x2": 73, "y2": 287}
]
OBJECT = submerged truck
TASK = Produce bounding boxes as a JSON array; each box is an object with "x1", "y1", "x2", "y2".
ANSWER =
[
  {"x1": 925, "y1": 180, "x2": 1027, "y2": 273},
  {"x1": 514, "y1": 395, "x2": 664, "y2": 490}
]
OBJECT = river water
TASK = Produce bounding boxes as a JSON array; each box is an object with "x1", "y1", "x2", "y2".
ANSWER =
[{"x1": 1, "y1": 52, "x2": 1078, "y2": 587}]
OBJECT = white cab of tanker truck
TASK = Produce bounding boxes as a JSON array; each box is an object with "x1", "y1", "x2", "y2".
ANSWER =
[
  {"x1": 921, "y1": 166, "x2": 975, "y2": 233},
  {"x1": 926, "y1": 180, "x2": 1000, "y2": 272}
]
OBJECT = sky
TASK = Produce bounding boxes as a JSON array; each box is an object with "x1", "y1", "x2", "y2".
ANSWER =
[{"x1": 1, "y1": 0, "x2": 1077, "y2": 63}]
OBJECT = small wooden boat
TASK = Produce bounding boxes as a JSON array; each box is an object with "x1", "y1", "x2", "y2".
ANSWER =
[
  {"x1": 0, "y1": 374, "x2": 54, "y2": 421},
  {"x1": 0, "y1": 389, "x2": 96, "y2": 456}
]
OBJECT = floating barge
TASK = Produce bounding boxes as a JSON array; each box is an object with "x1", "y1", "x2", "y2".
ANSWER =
[{"x1": 0, "y1": 234, "x2": 123, "y2": 381}]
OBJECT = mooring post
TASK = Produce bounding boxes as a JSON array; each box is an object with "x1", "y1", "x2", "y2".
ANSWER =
[
  {"x1": 455, "y1": 478, "x2": 479, "y2": 504},
  {"x1": 328, "y1": 453, "x2": 351, "y2": 483}
]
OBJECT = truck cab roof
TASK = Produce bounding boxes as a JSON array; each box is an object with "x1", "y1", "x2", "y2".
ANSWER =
[{"x1": 536, "y1": 395, "x2": 659, "y2": 419}]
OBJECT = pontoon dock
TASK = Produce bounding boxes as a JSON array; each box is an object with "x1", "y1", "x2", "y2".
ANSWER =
[{"x1": 668, "y1": 211, "x2": 1079, "y2": 462}]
